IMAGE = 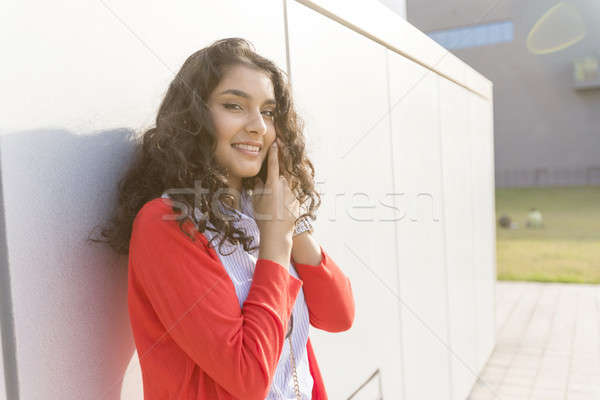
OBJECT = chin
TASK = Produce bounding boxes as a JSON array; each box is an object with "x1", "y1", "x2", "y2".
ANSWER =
[
  {"x1": 235, "y1": 167, "x2": 261, "y2": 178},
  {"x1": 244, "y1": 169, "x2": 262, "y2": 178},
  {"x1": 242, "y1": 161, "x2": 264, "y2": 175}
]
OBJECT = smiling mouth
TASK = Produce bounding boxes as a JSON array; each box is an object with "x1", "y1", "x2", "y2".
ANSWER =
[{"x1": 231, "y1": 143, "x2": 261, "y2": 156}]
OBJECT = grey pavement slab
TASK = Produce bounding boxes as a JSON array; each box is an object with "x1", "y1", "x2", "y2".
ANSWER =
[{"x1": 468, "y1": 281, "x2": 600, "y2": 400}]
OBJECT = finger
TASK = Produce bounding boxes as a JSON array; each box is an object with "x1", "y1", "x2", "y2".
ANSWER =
[
  {"x1": 275, "y1": 138, "x2": 290, "y2": 181},
  {"x1": 266, "y1": 142, "x2": 279, "y2": 184},
  {"x1": 252, "y1": 180, "x2": 262, "y2": 198},
  {"x1": 284, "y1": 197, "x2": 300, "y2": 219},
  {"x1": 281, "y1": 175, "x2": 295, "y2": 198}
]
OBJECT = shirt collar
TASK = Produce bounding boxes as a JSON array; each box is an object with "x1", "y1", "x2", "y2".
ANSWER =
[{"x1": 159, "y1": 188, "x2": 254, "y2": 222}]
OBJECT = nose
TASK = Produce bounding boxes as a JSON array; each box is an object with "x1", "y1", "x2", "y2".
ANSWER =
[{"x1": 245, "y1": 109, "x2": 268, "y2": 136}]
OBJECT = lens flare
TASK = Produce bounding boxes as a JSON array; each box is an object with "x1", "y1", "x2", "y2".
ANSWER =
[{"x1": 526, "y1": 2, "x2": 586, "y2": 55}]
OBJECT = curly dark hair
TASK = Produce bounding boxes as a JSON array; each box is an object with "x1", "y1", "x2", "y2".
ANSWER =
[{"x1": 87, "y1": 37, "x2": 321, "y2": 257}]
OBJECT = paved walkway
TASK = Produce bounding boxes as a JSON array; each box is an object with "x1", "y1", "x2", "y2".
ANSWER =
[{"x1": 468, "y1": 281, "x2": 600, "y2": 400}]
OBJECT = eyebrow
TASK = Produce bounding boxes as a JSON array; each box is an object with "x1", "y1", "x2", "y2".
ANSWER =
[{"x1": 217, "y1": 89, "x2": 276, "y2": 106}]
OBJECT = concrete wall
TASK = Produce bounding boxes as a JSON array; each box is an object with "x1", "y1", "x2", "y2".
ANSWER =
[
  {"x1": 407, "y1": 0, "x2": 600, "y2": 187},
  {"x1": 0, "y1": 0, "x2": 495, "y2": 399}
]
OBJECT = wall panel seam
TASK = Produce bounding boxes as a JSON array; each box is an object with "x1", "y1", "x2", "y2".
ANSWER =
[
  {"x1": 436, "y1": 76, "x2": 456, "y2": 400},
  {"x1": 384, "y1": 49, "x2": 408, "y2": 400}
]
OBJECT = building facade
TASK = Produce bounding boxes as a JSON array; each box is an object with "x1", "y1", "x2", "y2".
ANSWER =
[{"x1": 408, "y1": 0, "x2": 600, "y2": 187}]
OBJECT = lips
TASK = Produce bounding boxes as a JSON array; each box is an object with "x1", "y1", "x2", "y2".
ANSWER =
[
  {"x1": 231, "y1": 143, "x2": 261, "y2": 157},
  {"x1": 231, "y1": 141, "x2": 262, "y2": 151},
  {"x1": 232, "y1": 144, "x2": 260, "y2": 152}
]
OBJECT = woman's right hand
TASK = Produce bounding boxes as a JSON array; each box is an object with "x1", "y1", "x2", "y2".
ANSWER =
[{"x1": 252, "y1": 140, "x2": 299, "y2": 250}]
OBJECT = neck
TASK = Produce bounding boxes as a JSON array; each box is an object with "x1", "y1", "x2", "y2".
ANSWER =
[
  {"x1": 224, "y1": 175, "x2": 243, "y2": 211},
  {"x1": 224, "y1": 187, "x2": 242, "y2": 212}
]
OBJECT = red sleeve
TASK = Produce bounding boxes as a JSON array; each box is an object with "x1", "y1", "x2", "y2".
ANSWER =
[
  {"x1": 291, "y1": 245, "x2": 355, "y2": 332},
  {"x1": 130, "y1": 199, "x2": 303, "y2": 400},
  {"x1": 307, "y1": 338, "x2": 328, "y2": 400}
]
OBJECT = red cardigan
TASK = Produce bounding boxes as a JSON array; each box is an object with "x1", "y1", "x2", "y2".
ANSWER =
[{"x1": 128, "y1": 198, "x2": 356, "y2": 399}]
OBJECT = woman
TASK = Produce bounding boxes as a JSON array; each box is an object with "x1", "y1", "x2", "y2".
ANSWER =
[{"x1": 93, "y1": 37, "x2": 355, "y2": 399}]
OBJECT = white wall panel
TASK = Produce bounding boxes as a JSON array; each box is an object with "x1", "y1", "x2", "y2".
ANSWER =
[
  {"x1": 438, "y1": 77, "x2": 478, "y2": 400},
  {"x1": 0, "y1": 0, "x2": 288, "y2": 399},
  {"x1": 295, "y1": 0, "x2": 492, "y2": 99},
  {"x1": 387, "y1": 51, "x2": 452, "y2": 399},
  {"x1": 287, "y1": 1, "x2": 404, "y2": 398},
  {"x1": 0, "y1": 1, "x2": 287, "y2": 135}
]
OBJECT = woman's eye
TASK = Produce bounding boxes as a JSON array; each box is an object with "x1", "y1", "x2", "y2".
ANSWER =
[
  {"x1": 223, "y1": 103, "x2": 274, "y2": 118},
  {"x1": 223, "y1": 103, "x2": 241, "y2": 110}
]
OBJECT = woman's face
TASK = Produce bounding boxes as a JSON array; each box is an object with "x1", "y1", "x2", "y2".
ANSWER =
[{"x1": 207, "y1": 64, "x2": 277, "y2": 192}]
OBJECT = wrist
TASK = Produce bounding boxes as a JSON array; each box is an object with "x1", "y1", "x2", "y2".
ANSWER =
[
  {"x1": 258, "y1": 238, "x2": 292, "y2": 268},
  {"x1": 259, "y1": 234, "x2": 292, "y2": 254},
  {"x1": 290, "y1": 231, "x2": 322, "y2": 266}
]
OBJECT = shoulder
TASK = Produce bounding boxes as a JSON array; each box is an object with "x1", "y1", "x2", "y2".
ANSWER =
[
  {"x1": 132, "y1": 197, "x2": 208, "y2": 247},
  {"x1": 135, "y1": 197, "x2": 176, "y2": 223},
  {"x1": 129, "y1": 198, "x2": 226, "y2": 277}
]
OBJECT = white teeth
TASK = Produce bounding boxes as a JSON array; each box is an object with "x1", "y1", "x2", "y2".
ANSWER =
[{"x1": 232, "y1": 143, "x2": 260, "y2": 152}]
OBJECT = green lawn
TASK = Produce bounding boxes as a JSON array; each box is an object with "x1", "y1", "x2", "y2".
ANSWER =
[{"x1": 495, "y1": 185, "x2": 600, "y2": 284}]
